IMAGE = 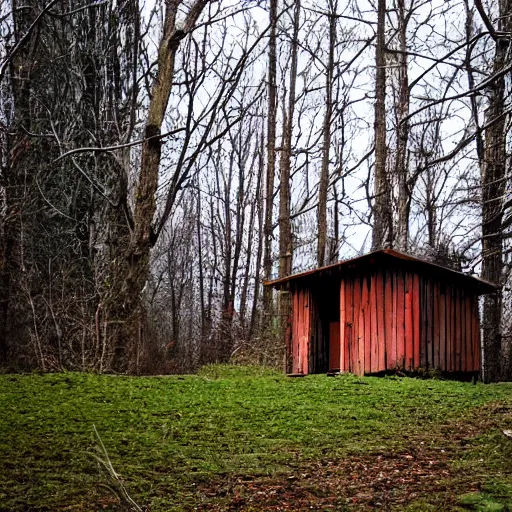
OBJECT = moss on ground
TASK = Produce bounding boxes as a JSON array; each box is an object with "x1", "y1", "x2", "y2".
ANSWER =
[{"x1": 0, "y1": 366, "x2": 511, "y2": 510}]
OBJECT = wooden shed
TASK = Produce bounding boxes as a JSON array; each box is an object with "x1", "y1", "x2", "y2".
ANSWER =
[{"x1": 265, "y1": 249, "x2": 496, "y2": 377}]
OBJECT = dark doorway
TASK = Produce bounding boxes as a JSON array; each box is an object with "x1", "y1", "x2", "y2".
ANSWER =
[{"x1": 311, "y1": 279, "x2": 340, "y2": 373}]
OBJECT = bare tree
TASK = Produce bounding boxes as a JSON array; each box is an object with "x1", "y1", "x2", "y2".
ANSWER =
[
  {"x1": 371, "y1": 0, "x2": 392, "y2": 250},
  {"x1": 479, "y1": 0, "x2": 511, "y2": 382},
  {"x1": 278, "y1": 0, "x2": 300, "y2": 371},
  {"x1": 393, "y1": 0, "x2": 411, "y2": 251},
  {"x1": 1, "y1": 0, "x2": 140, "y2": 370},
  {"x1": 317, "y1": 0, "x2": 336, "y2": 267},
  {"x1": 263, "y1": 0, "x2": 278, "y2": 327}
]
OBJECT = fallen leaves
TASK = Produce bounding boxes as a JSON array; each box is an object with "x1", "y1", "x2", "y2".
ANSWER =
[{"x1": 194, "y1": 401, "x2": 512, "y2": 511}]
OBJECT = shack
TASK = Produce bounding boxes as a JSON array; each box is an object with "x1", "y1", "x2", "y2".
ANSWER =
[{"x1": 265, "y1": 249, "x2": 496, "y2": 377}]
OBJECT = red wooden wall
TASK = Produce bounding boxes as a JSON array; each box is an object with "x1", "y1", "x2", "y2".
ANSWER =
[
  {"x1": 339, "y1": 269, "x2": 481, "y2": 375},
  {"x1": 289, "y1": 267, "x2": 481, "y2": 376},
  {"x1": 291, "y1": 288, "x2": 312, "y2": 374}
]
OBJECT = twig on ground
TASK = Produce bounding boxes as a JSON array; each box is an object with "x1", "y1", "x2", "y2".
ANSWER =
[{"x1": 89, "y1": 425, "x2": 143, "y2": 512}]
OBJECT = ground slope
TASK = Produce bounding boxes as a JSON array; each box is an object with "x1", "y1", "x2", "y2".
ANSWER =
[{"x1": 1, "y1": 365, "x2": 511, "y2": 510}]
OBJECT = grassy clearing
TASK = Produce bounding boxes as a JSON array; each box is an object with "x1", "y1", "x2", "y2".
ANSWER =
[{"x1": 1, "y1": 365, "x2": 512, "y2": 511}]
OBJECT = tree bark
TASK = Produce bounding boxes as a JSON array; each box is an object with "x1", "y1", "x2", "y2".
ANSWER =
[
  {"x1": 239, "y1": 142, "x2": 261, "y2": 337},
  {"x1": 119, "y1": 0, "x2": 208, "y2": 370},
  {"x1": 371, "y1": 0, "x2": 392, "y2": 250},
  {"x1": 279, "y1": 0, "x2": 300, "y2": 372},
  {"x1": 317, "y1": 2, "x2": 336, "y2": 267},
  {"x1": 394, "y1": 0, "x2": 410, "y2": 252},
  {"x1": 196, "y1": 187, "x2": 206, "y2": 342},
  {"x1": 263, "y1": 0, "x2": 278, "y2": 326},
  {"x1": 481, "y1": 0, "x2": 510, "y2": 383},
  {"x1": 279, "y1": 0, "x2": 299, "y2": 280},
  {"x1": 250, "y1": 133, "x2": 265, "y2": 340},
  {"x1": 1, "y1": 0, "x2": 39, "y2": 366}
]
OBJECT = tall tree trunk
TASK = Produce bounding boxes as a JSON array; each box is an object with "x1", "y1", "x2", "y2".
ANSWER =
[
  {"x1": 196, "y1": 187, "x2": 206, "y2": 342},
  {"x1": 263, "y1": 0, "x2": 278, "y2": 326},
  {"x1": 371, "y1": 0, "x2": 392, "y2": 250},
  {"x1": 199, "y1": 193, "x2": 217, "y2": 364},
  {"x1": 279, "y1": 0, "x2": 300, "y2": 372},
  {"x1": 119, "y1": 0, "x2": 208, "y2": 370},
  {"x1": 0, "y1": 138, "x2": 22, "y2": 365},
  {"x1": 464, "y1": 1, "x2": 485, "y2": 171},
  {"x1": 2, "y1": 0, "x2": 39, "y2": 366},
  {"x1": 93, "y1": 0, "x2": 139, "y2": 373},
  {"x1": 330, "y1": 184, "x2": 340, "y2": 263},
  {"x1": 240, "y1": 146, "x2": 261, "y2": 336},
  {"x1": 279, "y1": 0, "x2": 299, "y2": 279},
  {"x1": 317, "y1": 1, "x2": 336, "y2": 267},
  {"x1": 250, "y1": 133, "x2": 265, "y2": 340},
  {"x1": 481, "y1": 0, "x2": 510, "y2": 383},
  {"x1": 2, "y1": 0, "x2": 142, "y2": 372},
  {"x1": 425, "y1": 169, "x2": 437, "y2": 248},
  {"x1": 220, "y1": 148, "x2": 234, "y2": 360},
  {"x1": 394, "y1": 0, "x2": 410, "y2": 252}
]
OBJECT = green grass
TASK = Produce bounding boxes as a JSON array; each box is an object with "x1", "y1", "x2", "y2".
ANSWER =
[{"x1": 1, "y1": 365, "x2": 512, "y2": 510}]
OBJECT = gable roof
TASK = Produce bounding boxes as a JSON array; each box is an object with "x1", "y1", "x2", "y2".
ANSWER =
[{"x1": 264, "y1": 249, "x2": 496, "y2": 295}]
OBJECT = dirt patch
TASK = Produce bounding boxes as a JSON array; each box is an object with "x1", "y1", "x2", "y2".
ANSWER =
[
  {"x1": 194, "y1": 402, "x2": 512, "y2": 511},
  {"x1": 196, "y1": 449, "x2": 463, "y2": 511}
]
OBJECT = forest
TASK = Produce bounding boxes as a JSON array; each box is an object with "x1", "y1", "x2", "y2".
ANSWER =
[{"x1": 0, "y1": 0, "x2": 511, "y2": 381}]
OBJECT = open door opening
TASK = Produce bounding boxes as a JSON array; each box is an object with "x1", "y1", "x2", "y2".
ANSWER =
[{"x1": 311, "y1": 280, "x2": 341, "y2": 373}]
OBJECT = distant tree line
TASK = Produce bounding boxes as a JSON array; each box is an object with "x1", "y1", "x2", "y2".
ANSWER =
[{"x1": 0, "y1": 0, "x2": 511, "y2": 381}]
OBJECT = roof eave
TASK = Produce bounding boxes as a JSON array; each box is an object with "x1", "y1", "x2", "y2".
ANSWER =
[{"x1": 264, "y1": 249, "x2": 499, "y2": 294}]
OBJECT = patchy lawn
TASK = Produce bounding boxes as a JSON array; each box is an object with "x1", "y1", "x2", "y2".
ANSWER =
[{"x1": 1, "y1": 365, "x2": 512, "y2": 511}]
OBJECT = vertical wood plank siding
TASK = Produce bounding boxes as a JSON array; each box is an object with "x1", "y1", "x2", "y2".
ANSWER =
[
  {"x1": 345, "y1": 278, "x2": 353, "y2": 373},
  {"x1": 291, "y1": 287, "x2": 311, "y2": 374},
  {"x1": 439, "y1": 286, "x2": 446, "y2": 371},
  {"x1": 370, "y1": 275, "x2": 379, "y2": 373},
  {"x1": 363, "y1": 277, "x2": 371, "y2": 374},
  {"x1": 292, "y1": 291, "x2": 298, "y2": 373},
  {"x1": 385, "y1": 270, "x2": 394, "y2": 370},
  {"x1": 412, "y1": 273, "x2": 421, "y2": 370},
  {"x1": 446, "y1": 285, "x2": 452, "y2": 372},
  {"x1": 433, "y1": 280, "x2": 440, "y2": 369},
  {"x1": 358, "y1": 278, "x2": 371, "y2": 375},
  {"x1": 473, "y1": 299, "x2": 481, "y2": 370},
  {"x1": 396, "y1": 272, "x2": 406, "y2": 369},
  {"x1": 405, "y1": 273, "x2": 413, "y2": 371},
  {"x1": 465, "y1": 295, "x2": 473, "y2": 371},
  {"x1": 295, "y1": 288, "x2": 303, "y2": 374},
  {"x1": 392, "y1": 272, "x2": 399, "y2": 368},
  {"x1": 308, "y1": 292, "x2": 316, "y2": 373},
  {"x1": 377, "y1": 275, "x2": 386, "y2": 371},
  {"x1": 290, "y1": 265, "x2": 482, "y2": 376},
  {"x1": 425, "y1": 279, "x2": 433, "y2": 369},
  {"x1": 340, "y1": 280, "x2": 346, "y2": 372},
  {"x1": 352, "y1": 277, "x2": 361, "y2": 374},
  {"x1": 455, "y1": 288, "x2": 462, "y2": 372},
  {"x1": 337, "y1": 270, "x2": 481, "y2": 375},
  {"x1": 359, "y1": 277, "x2": 368, "y2": 375}
]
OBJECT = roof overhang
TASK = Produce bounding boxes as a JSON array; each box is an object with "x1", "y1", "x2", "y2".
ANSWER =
[{"x1": 264, "y1": 249, "x2": 497, "y2": 295}]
